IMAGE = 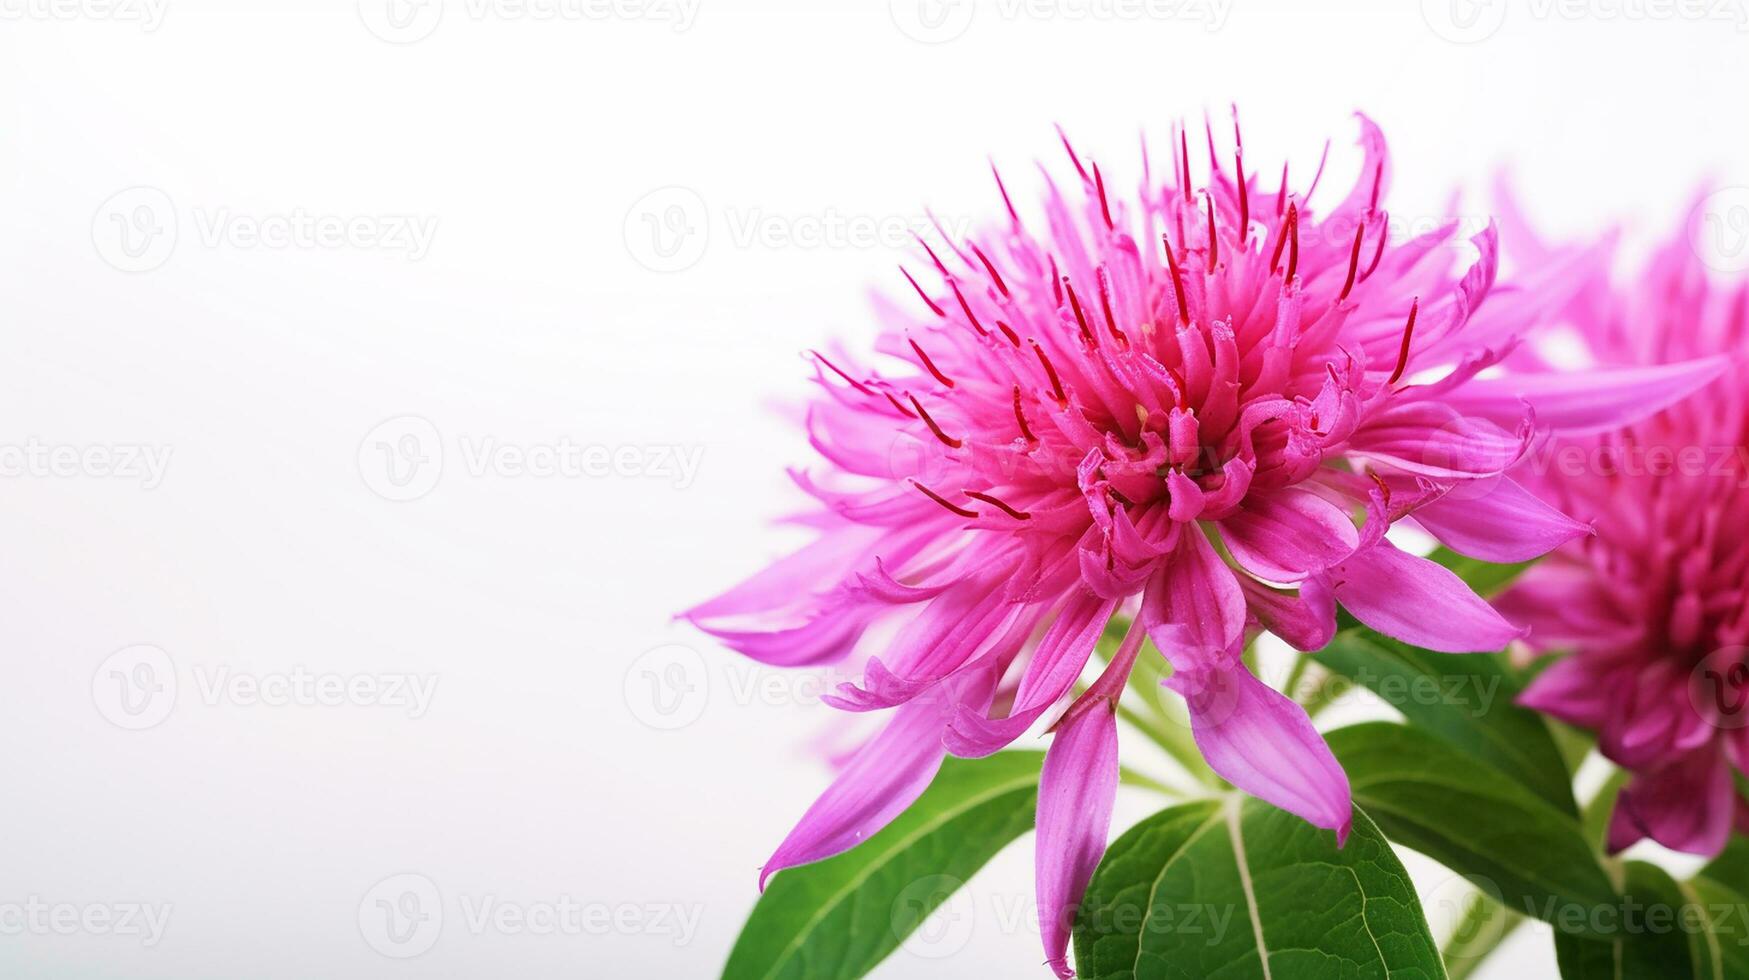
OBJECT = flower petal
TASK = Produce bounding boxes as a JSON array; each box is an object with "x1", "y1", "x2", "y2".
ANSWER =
[
  {"x1": 1036, "y1": 697, "x2": 1120, "y2": 979},
  {"x1": 760, "y1": 671, "x2": 994, "y2": 887},
  {"x1": 1169, "y1": 657, "x2": 1352, "y2": 843},
  {"x1": 1607, "y1": 745, "x2": 1736, "y2": 857},
  {"x1": 1323, "y1": 538, "x2": 1527, "y2": 652},
  {"x1": 1219, "y1": 488, "x2": 1359, "y2": 583},
  {"x1": 1409, "y1": 477, "x2": 1591, "y2": 563},
  {"x1": 1444, "y1": 356, "x2": 1729, "y2": 437}
]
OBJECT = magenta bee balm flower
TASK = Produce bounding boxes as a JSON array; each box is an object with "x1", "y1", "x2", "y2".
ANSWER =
[
  {"x1": 1495, "y1": 203, "x2": 1745, "y2": 857},
  {"x1": 686, "y1": 116, "x2": 1719, "y2": 976}
]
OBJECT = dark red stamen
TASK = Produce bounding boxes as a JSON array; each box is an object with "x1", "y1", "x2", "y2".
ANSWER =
[
  {"x1": 965, "y1": 490, "x2": 1031, "y2": 520},
  {"x1": 1286, "y1": 208, "x2": 1300, "y2": 282},
  {"x1": 884, "y1": 391, "x2": 916, "y2": 418},
  {"x1": 995, "y1": 319, "x2": 1021, "y2": 347},
  {"x1": 990, "y1": 160, "x2": 1020, "y2": 228},
  {"x1": 810, "y1": 351, "x2": 872, "y2": 395},
  {"x1": 913, "y1": 234, "x2": 951, "y2": 278},
  {"x1": 1361, "y1": 211, "x2": 1389, "y2": 280},
  {"x1": 1096, "y1": 267, "x2": 1128, "y2": 347},
  {"x1": 1031, "y1": 340, "x2": 1068, "y2": 405},
  {"x1": 949, "y1": 280, "x2": 987, "y2": 336},
  {"x1": 900, "y1": 266, "x2": 945, "y2": 318},
  {"x1": 1387, "y1": 298, "x2": 1419, "y2": 385},
  {"x1": 1235, "y1": 150, "x2": 1249, "y2": 246},
  {"x1": 1064, "y1": 278, "x2": 1097, "y2": 347},
  {"x1": 1093, "y1": 162, "x2": 1113, "y2": 230},
  {"x1": 1057, "y1": 124, "x2": 1089, "y2": 183},
  {"x1": 1162, "y1": 233, "x2": 1190, "y2": 325},
  {"x1": 1338, "y1": 219, "x2": 1366, "y2": 301},
  {"x1": 907, "y1": 393, "x2": 963, "y2": 449},
  {"x1": 1179, "y1": 128, "x2": 1192, "y2": 203},
  {"x1": 1011, "y1": 385, "x2": 1037, "y2": 442},
  {"x1": 1269, "y1": 203, "x2": 1296, "y2": 274},
  {"x1": 910, "y1": 479, "x2": 978, "y2": 518},
  {"x1": 968, "y1": 242, "x2": 1010, "y2": 299},
  {"x1": 1204, "y1": 193, "x2": 1220, "y2": 272},
  {"x1": 908, "y1": 338, "x2": 955, "y2": 389}
]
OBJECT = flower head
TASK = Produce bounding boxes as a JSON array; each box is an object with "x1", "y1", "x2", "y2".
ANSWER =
[
  {"x1": 1496, "y1": 198, "x2": 1745, "y2": 857},
  {"x1": 685, "y1": 115, "x2": 1710, "y2": 975}
]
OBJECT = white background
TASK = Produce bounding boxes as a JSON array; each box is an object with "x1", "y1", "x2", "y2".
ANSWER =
[{"x1": 1, "y1": 0, "x2": 1744, "y2": 976}]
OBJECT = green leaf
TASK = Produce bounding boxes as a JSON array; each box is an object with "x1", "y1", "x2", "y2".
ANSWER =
[
  {"x1": 1702, "y1": 835, "x2": 1749, "y2": 893},
  {"x1": 1073, "y1": 797, "x2": 1445, "y2": 979},
  {"x1": 1580, "y1": 768, "x2": 1629, "y2": 856},
  {"x1": 722, "y1": 752, "x2": 1041, "y2": 980},
  {"x1": 1554, "y1": 862, "x2": 1749, "y2": 979},
  {"x1": 1326, "y1": 723, "x2": 1617, "y2": 939},
  {"x1": 1314, "y1": 630, "x2": 1577, "y2": 815}
]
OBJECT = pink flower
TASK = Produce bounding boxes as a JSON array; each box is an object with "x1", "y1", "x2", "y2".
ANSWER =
[
  {"x1": 685, "y1": 115, "x2": 1713, "y2": 976},
  {"x1": 1494, "y1": 195, "x2": 1744, "y2": 857}
]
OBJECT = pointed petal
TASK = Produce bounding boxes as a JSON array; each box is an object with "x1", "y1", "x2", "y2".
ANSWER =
[
  {"x1": 1219, "y1": 488, "x2": 1359, "y2": 583},
  {"x1": 1326, "y1": 539, "x2": 1527, "y2": 652},
  {"x1": 1444, "y1": 356, "x2": 1728, "y2": 437},
  {"x1": 1170, "y1": 658, "x2": 1352, "y2": 842},
  {"x1": 1409, "y1": 477, "x2": 1591, "y2": 563},
  {"x1": 1141, "y1": 530, "x2": 1246, "y2": 663},
  {"x1": 760, "y1": 672, "x2": 994, "y2": 887},
  {"x1": 1036, "y1": 698, "x2": 1120, "y2": 979}
]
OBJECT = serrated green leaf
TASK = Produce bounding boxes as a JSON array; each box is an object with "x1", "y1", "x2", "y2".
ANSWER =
[
  {"x1": 1315, "y1": 631, "x2": 1577, "y2": 815},
  {"x1": 1072, "y1": 797, "x2": 1444, "y2": 979},
  {"x1": 722, "y1": 752, "x2": 1041, "y2": 980},
  {"x1": 1326, "y1": 723, "x2": 1617, "y2": 939}
]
